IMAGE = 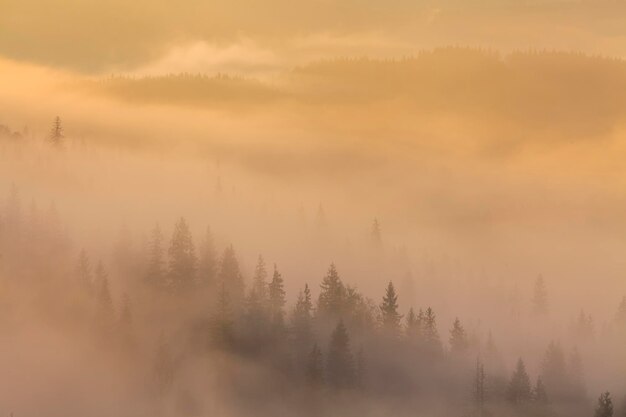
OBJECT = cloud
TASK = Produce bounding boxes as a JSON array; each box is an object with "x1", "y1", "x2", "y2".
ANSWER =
[{"x1": 129, "y1": 40, "x2": 282, "y2": 77}]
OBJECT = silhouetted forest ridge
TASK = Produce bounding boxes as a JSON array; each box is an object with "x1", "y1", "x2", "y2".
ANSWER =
[{"x1": 85, "y1": 48, "x2": 626, "y2": 135}]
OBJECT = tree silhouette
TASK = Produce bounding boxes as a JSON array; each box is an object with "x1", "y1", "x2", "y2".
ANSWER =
[
  {"x1": 168, "y1": 217, "x2": 197, "y2": 293},
  {"x1": 595, "y1": 392, "x2": 614, "y2": 417},
  {"x1": 268, "y1": 264, "x2": 287, "y2": 333},
  {"x1": 218, "y1": 245, "x2": 245, "y2": 311},
  {"x1": 76, "y1": 249, "x2": 93, "y2": 292},
  {"x1": 405, "y1": 307, "x2": 422, "y2": 342},
  {"x1": 474, "y1": 357, "x2": 486, "y2": 415},
  {"x1": 371, "y1": 218, "x2": 382, "y2": 247},
  {"x1": 423, "y1": 307, "x2": 442, "y2": 355},
  {"x1": 306, "y1": 343, "x2": 324, "y2": 387},
  {"x1": 533, "y1": 376, "x2": 549, "y2": 404},
  {"x1": 197, "y1": 226, "x2": 217, "y2": 286},
  {"x1": 292, "y1": 284, "x2": 314, "y2": 360},
  {"x1": 327, "y1": 320, "x2": 355, "y2": 389},
  {"x1": 145, "y1": 223, "x2": 165, "y2": 289},
  {"x1": 318, "y1": 263, "x2": 345, "y2": 317},
  {"x1": 380, "y1": 281, "x2": 401, "y2": 333},
  {"x1": 49, "y1": 116, "x2": 64, "y2": 147},
  {"x1": 449, "y1": 317, "x2": 469, "y2": 355},
  {"x1": 507, "y1": 358, "x2": 532, "y2": 405}
]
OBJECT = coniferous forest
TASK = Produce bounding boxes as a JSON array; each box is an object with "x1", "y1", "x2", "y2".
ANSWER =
[
  {"x1": 4, "y1": 2, "x2": 626, "y2": 414},
  {"x1": 2, "y1": 119, "x2": 626, "y2": 416}
]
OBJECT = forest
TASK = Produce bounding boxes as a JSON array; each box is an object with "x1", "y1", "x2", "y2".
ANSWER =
[{"x1": 1, "y1": 118, "x2": 626, "y2": 417}]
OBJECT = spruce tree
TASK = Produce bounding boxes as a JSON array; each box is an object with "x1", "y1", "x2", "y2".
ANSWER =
[
  {"x1": 541, "y1": 341, "x2": 567, "y2": 401},
  {"x1": 217, "y1": 245, "x2": 245, "y2": 312},
  {"x1": 423, "y1": 307, "x2": 442, "y2": 355},
  {"x1": 306, "y1": 343, "x2": 324, "y2": 386},
  {"x1": 49, "y1": 116, "x2": 64, "y2": 147},
  {"x1": 76, "y1": 249, "x2": 93, "y2": 291},
  {"x1": 318, "y1": 263, "x2": 345, "y2": 317},
  {"x1": 250, "y1": 255, "x2": 268, "y2": 303},
  {"x1": 371, "y1": 218, "x2": 382, "y2": 247},
  {"x1": 212, "y1": 282, "x2": 234, "y2": 347},
  {"x1": 379, "y1": 281, "x2": 401, "y2": 333},
  {"x1": 244, "y1": 255, "x2": 270, "y2": 345},
  {"x1": 405, "y1": 307, "x2": 423, "y2": 342},
  {"x1": 449, "y1": 317, "x2": 469, "y2": 355},
  {"x1": 569, "y1": 347, "x2": 587, "y2": 399},
  {"x1": 168, "y1": 217, "x2": 197, "y2": 293},
  {"x1": 507, "y1": 358, "x2": 532, "y2": 405},
  {"x1": 327, "y1": 320, "x2": 355, "y2": 389},
  {"x1": 292, "y1": 284, "x2": 314, "y2": 359},
  {"x1": 596, "y1": 392, "x2": 614, "y2": 417},
  {"x1": 268, "y1": 264, "x2": 287, "y2": 332},
  {"x1": 95, "y1": 275, "x2": 115, "y2": 337},
  {"x1": 197, "y1": 226, "x2": 217, "y2": 286},
  {"x1": 145, "y1": 223, "x2": 165, "y2": 289},
  {"x1": 118, "y1": 293, "x2": 133, "y2": 346},
  {"x1": 474, "y1": 357, "x2": 486, "y2": 414},
  {"x1": 355, "y1": 347, "x2": 366, "y2": 390},
  {"x1": 533, "y1": 377, "x2": 549, "y2": 404}
]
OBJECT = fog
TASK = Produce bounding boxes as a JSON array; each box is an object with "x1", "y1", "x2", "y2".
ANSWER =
[{"x1": 2, "y1": 5, "x2": 626, "y2": 416}]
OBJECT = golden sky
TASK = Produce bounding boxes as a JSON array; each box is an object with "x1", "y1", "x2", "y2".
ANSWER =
[{"x1": 3, "y1": 0, "x2": 626, "y2": 74}]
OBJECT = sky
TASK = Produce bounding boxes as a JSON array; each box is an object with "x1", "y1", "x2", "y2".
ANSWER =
[{"x1": 3, "y1": 0, "x2": 626, "y2": 75}]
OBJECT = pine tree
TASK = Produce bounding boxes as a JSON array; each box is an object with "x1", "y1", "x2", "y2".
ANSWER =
[
  {"x1": 212, "y1": 282, "x2": 234, "y2": 347},
  {"x1": 318, "y1": 263, "x2": 345, "y2": 317},
  {"x1": 197, "y1": 226, "x2": 217, "y2": 286},
  {"x1": 449, "y1": 317, "x2": 469, "y2": 355},
  {"x1": 371, "y1": 218, "x2": 382, "y2": 247},
  {"x1": 507, "y1": 358, "x2": 532, "y2": 405},
  {"x1": 118, "y1": 293, "x2": 133, "y2": 346},
  {"x1": 76, "y1": 249, "x2": 93, "y2": 291},
  {"x1": 327, "y1": 320, "x2": 355, "y2": 389},
  {"x1": 217, "y1": 245, "x2": 245, "y2": 312},
  {"x1": 379, "y1": 281, "x2": 401, "y2": 333},
  {"x1": 244, "y1": 255, "x2": 270, "y2": 345},
  {"x1": 94, "y1": 260, "x2": 108, "y2": 289},
  {"x1": 168, "y1": 217, "x2": 197, "y2": 293},
  {"x1": 474, "y1": 357, "x2": 486, "y2": 414},
  {"x1": 423, "y1": 307, "x2": 442, "y2": 355},
  {"x1": 595, "y1": 392, "x2": 614, "y2": 417},
  {"x1": 95, "y1": 275, "x2": 115, "y2": 336},
  {"x1": 569, "y1": 347, "x2": 587, "y2": 399},
  {"x1": 541, "y1": 341, "x2": 567, "y2": 401},
  {"x1": 533, "y1": 377, "x2": 549, "y2": 404},
  {"x1": 145, "y1": 223, "x2": 165, "y2": 289},
  {"x1": 49, "y1": 116, "x2": 64, "y2": 147},
  {"x1": 533, "y1": 275, "x2": 548, "y2": 315},
  {"x1": 247, "y1": 255, "x2": 268, "y2": 318},
  {"x1": 306, "y1": 343, "x2": 324, "y2": 386},
  {"x1": 405, "y1": 307, "x2": 423, "y2": 341},
  {"x1": 292, "y1": 284, "x2": 314, "y2": 358},
  {"x1": 268, "y1": 264, "x2": 287, "y2": 332},
  {"x1": 355, "y1": 347, "x2": 366, "y2": 390}
]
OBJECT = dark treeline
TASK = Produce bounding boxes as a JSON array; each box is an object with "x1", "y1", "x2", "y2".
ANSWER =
[
  {"x1": 2, "y1": 184, "x2": 626, "y2": 417},
  {"x1": 82, "y1": 48, "x2": 626, "y2": 138}
]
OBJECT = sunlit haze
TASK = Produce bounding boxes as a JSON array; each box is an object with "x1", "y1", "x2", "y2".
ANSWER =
[{"x1": 1, "y1": 1, "x2": 626, "y2": 417}]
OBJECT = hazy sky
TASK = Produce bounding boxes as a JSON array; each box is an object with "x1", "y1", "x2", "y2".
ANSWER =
[{"x1": 3, "y1": 0, "x2": 626, "y2": 74}]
